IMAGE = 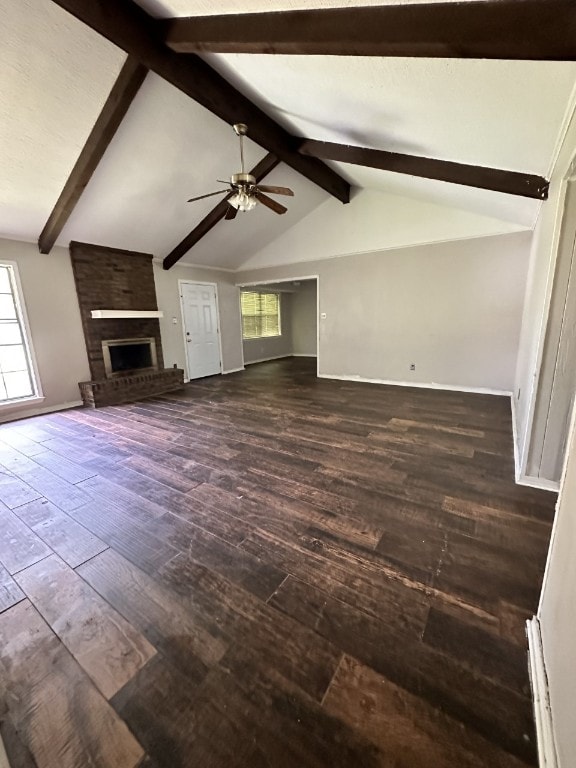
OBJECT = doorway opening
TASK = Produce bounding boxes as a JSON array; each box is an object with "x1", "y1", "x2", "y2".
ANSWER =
[{"x1": 237, "y1": 277, "x2": 319, "y2": 374}]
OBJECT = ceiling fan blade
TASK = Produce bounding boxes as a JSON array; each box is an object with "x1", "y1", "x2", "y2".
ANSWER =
[
  {"x1": 256, "y1": 185, "x2": 294, "y2": 196},
  {"x1": 225, "y1": 205, "x2": 238, "y2": 220},
  {"x1": 255, "y1": 191, "x2": 288, "y2": 215},
  {"x1": 187, "y1": 190, "x2": 228, "y2": 203}
]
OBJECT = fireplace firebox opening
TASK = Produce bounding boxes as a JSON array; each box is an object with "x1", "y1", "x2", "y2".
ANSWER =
[{"x1": 102, "y1": 337, "x2": 158, "y2": 379}]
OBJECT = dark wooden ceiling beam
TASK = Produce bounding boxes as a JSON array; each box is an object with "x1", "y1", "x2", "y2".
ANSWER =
[
  {"x1": 48, "y1": 0, "x2": 350, "y2": 204},
  {"x1": 162, "y1": 0, "x2": 576, "y2": 59},
  {"x1": 299, "y1": 139, "x2": 549, "y2": 200},
  {"x1": 163, "y1": 153, "x2": 279, "y2": 270},
  {"x1": 38, "y1": 56, "x2": 147, "y2": 254}
]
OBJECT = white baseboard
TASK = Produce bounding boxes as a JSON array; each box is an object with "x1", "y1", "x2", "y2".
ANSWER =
[
  {"x1": 527, "y1": 617, "x2": 559, "y2": 768},
  {"x1": 317, "y1": 372, "x2": 511, "y2": 397},
  {"x1": 516, "y1": 475, "x2": 560, "y2": 492},
  {"x1": 222, "y1": 367, "x2": 245, "y2": 375},
  {"x1": 245, "y1": 354, "x2": 292, "y2": 365},
  {"x1": 0, "y1": 400, "x2": 83, "y2": 424},
  {"x1": 291, "y1": 353, "x2": 318, "y2": 358}
]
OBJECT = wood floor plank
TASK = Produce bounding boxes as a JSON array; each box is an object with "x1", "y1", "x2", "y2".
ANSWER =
[
  {"x1": 111, "y1": 655, "x2": 258, "y2": 768},
  {"x1": 27, "y1": 449, "x2": 98, "y2": 484},
  {"x1": 323, "y1": 655, "x2": 529, "y2": 768},
  {"x1": 13, "y1": 498, "x2": 107, "y2": 568},
  {"x1": 0, "y1": 505, "x2": 51, "y2": 574},
  {"x1": 0, "y1": 443, "x2": 90, "y2": 512},
  {"x1": 15, "y1": 555, "x2": 156, "y2": 699},
  {"x1": 78, "y1": 548, "x2": 228, "y2": 673},
  {"x1": 71, "y1": 501, "x2": 179, "y2": 574},
  {"x1": 0, "y1": 562, "x2": 25, "y2": 614},
  {"x1": 0, "y1": 431, "x2": 46, "y2": 456},
  {"x1": 159, "y1": 553, "x2": 342, "y2": 702},
  {"x1": 0, "y1": 716, "x2": 39, "y2": 768},
  {"x1": 0, "y1": 470, "x2": 40, "y2": 509},
  {"x1": 0, "y1": 600, "x2": 144, "y2": 767},
  {"x1": 241, "y1": 526, "x2": 430, "y2": 629},
  {"x1": 423, "y1": 606, "x2": 530, "y2": 695}
]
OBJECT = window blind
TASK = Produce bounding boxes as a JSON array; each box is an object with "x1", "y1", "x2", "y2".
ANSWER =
[{"x1": 241, "y1": 291, "x2": 281, "y2": 339}]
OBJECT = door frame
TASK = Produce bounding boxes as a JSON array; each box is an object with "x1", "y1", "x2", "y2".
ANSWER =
[
  {"x1": 178, "y1": 279, "x2": 223, "y2": 382},
  {"x1": 236, "y1": 275, "x2": 320, "y2": 376}
]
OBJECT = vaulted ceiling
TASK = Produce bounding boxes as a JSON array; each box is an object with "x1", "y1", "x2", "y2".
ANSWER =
[{"x1": 1, "y1": 0, "x2": 576, "y2": 271}]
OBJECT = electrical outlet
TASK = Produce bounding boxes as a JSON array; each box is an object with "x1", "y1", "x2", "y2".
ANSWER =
[{"x1": 410, "y1": 363, "x2": 416, "y2": 371}]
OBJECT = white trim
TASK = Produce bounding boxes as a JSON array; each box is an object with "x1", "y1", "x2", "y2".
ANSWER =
[
  {"x1": 516, "y1": 475, "x2": 560, "y2": 492},
  {"x1": 245, "y1": 354, "x2": 292, "y2": 365},
  {"x1": 527, "y1": 617, "x2": 559, "y2": 768},
  {"x1": 538, "y1": 395, "x2": 576, "y2": 614},
  {"x1": 222, "y1": 366, "x2": 245, "y2": 375},
  {"x1": 236, "y1": 274, "x2": 320, "y2": 287},
  {"x1": 547, "y1": 78, "x2": 576, "y2": 179},
  {"x1": 0, "y1": 394, "x2": 44, "y2": 411},
  {"x1": 512, "y1": 395, "x2": 559, "y2": 491},
  {"x1": 90, "y1": 309, "x2": 163, "y2": 319},
  {"x1": 316, "y1": 276, "x2": 320, "y2": 377},
  {"x1": 291, "y1": 353, "x2": 317, "y2": 358},
  {"x1": 1, "y1": 260, "x2": 43, "y2": 402},
  {"x1": 0, "y1": 399, "x2": 83, "y2": 424},
  {"x1": 236, "y1": 274, "x2": 321, "y2": 374},
  {"x1": 178, "y1": 280, "x2": 223, "y2": 380},
  {"x1": 317, "y1": 372, "x2": 511, "y2": 397},
  {"x1": 511, "y1": 393, "x2": 521, "y2": 479},
  {"x1": 236, "y1": 288, "x2": 246, "y2": 371},
  {"x1": 519, "y1": 158, "x2": 576, "y2": 478},
  {"x1": 214, "y1": 283, "x2": 224, "y2": 376}
]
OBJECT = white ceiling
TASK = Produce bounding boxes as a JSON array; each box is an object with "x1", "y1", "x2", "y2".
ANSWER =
[
  {"x1": 59, "y1": 72, "x2": 329, "y2": 271},
  {"x1": 0, "y1": 0, "x2": 126, "y2": 243},
  {"x1": 2, "y1": 0, "x2": 576, "y2": 271}
]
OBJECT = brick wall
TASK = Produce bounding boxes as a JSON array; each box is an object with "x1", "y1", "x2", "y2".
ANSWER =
[{"x1": 70, "y1": 241, "x2": 165, "y2": 381}]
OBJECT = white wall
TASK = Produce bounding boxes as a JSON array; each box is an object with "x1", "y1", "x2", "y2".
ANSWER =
[
  {"x1": 153, "y1": 262, "x2": 244, "y2": 376},
  {"x1": 514, "y1": 105, "x2": 576, "y2": 482},
  {"x1": 241, "y1": 292, "x2": 293, "y2": 365},
  {"x1": 0, "y1": 237, "x2": 90, "y2": 422},
  {"x1": 537, "y1": 401, "x2": 576, "y2": 768},
  {"x1": 240, "y1": 187, "x2": 527, "y2": 272},
  {"x1": 291, "y1": 281, "x2": 317, "y2": 357},
  {"x1": 238, "y1": 231, "x2": 531, "y2": 392}
]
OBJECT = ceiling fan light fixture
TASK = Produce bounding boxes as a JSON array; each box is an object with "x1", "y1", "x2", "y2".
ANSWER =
[{"x1": 229, "y1": 189, "x2": 257, "y2": 212}]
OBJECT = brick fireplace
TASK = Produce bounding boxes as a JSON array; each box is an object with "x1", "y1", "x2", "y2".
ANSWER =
[{"x1": 70, "y1": 241, "x2": 184, "y2": 407}]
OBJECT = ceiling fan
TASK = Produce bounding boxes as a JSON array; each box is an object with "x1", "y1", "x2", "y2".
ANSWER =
[{"x1": 187, "y1": 123, "x2": 294, "y2": 220}]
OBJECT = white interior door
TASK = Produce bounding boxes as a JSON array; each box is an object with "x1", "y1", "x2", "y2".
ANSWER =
[{"x1": 180, "y1": 282, "x2": 221, "y2": 379}]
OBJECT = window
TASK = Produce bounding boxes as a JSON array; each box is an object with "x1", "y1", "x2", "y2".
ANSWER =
[
  {"x1": 241, "y1": 291, "x2": 281, "y2": 339},
  {"x1": 0, "y1": 264, "x2": 38, "y2": 403}
]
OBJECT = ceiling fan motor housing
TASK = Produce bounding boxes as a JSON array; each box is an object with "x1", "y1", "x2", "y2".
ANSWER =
[{"x1": 231, "y1": 173, "x2": 256, "y2": 186}]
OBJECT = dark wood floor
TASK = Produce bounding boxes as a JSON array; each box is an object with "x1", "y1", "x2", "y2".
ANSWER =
[{"x1": 0, "y1": 358, "x2": 556, "y2": 767}]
